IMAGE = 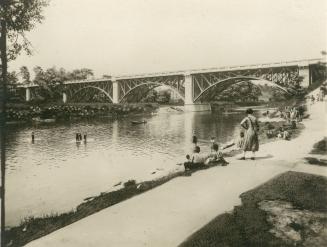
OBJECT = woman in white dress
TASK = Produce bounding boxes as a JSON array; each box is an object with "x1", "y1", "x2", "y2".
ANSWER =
[{"x1": 240, "y1": 108, "x2": 259, "y2": 160}]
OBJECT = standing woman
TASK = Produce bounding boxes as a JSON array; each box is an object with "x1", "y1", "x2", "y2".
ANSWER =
[{"x1": 240, "y1": 108, "x2": 259, "y2": 160}]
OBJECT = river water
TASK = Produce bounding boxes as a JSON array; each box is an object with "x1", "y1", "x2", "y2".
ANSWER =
[{"x1": 5, "y1": 106, "x2": 246, "y2": 227}]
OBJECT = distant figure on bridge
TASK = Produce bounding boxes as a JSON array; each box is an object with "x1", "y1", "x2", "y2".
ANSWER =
[
  {"x1": 240, "y1": 108, "x2": 259, "y2": 160},
  {"x1": 83, "y1": 133, "x2": 87, "y2": 143}
]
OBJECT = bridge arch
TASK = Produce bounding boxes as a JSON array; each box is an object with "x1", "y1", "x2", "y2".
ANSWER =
[
  {"x1": 69, "y1": 85, "x2": 113, "y2": 102},
  {"x1": 119, "y1": 81, "x2": 185, "y2": 103},
  {"x1": 193, "y1": 76, "x2": 292, "y2": 102}
]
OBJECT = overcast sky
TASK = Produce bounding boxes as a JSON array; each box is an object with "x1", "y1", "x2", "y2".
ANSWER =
[{"x1": 10, "y1": 0, "x2": 327, "y2": 77}]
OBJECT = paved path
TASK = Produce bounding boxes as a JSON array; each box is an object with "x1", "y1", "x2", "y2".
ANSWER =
[{"x1": 26, "y1": 100, "x2": 327, "y2": 247}]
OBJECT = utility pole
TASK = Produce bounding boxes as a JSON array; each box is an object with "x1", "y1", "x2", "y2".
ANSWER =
[{"x1": 0, "y1": 0, "x2": 8, "y2": 246}]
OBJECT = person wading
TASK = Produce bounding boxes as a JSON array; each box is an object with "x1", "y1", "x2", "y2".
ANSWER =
[{"x1": 239, "y1": 108, "x2": 259, "y2": 160}]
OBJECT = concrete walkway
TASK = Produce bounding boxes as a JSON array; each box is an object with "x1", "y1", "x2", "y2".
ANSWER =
[{"x1": 26, "y1": 100, "x2": 327, "y2": 247}]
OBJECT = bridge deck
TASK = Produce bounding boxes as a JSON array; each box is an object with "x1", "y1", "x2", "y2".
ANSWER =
[{"x1": 17, "y1": 58, "x2": 324, "y2": 88}]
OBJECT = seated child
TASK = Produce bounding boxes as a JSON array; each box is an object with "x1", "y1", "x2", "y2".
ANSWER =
[
  {"x1": 223, "y1": 132, "x2": 245, "y2": 150},
  {"x1": 266, "y1": 130, "x2": 275, "y2": 139},
  {"x1": 184, "y1": 146, "x2": 210, "y2": 170},
  {"x1": 277, "y1": 127, "x2": 290, "y2": 140},
  {"x1": 283, "y1": 129, "x2": 290, "y2": 140},
  {"x1": 207, "y1": 143, "x2": 229, "y2": 166}
]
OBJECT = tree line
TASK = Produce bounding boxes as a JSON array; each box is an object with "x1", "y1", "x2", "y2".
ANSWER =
[{"x1": 8, "y1": 66, "x2": 94, "y2": 102}]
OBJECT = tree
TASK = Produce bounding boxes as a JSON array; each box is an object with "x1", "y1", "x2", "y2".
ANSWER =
[
  {"x1": 1, "y1": 1, "x2": 48, "y2": 244},
  {"x1": 213, "y1": 82, "x2": 262, "y2": 102},
  {"x1": 1, "y1": 0, "x2": 49, "y2": 61},
  {"x1": 19, "y1": 65, "x2": 30, "y2": 84},
  {"x1": 69, "y1": 68, "x2": 94, "y2": 81}
]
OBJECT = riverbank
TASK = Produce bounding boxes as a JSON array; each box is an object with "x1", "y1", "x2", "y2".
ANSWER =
[
  {"x1": 18, "y1": 99, "x2": 325, "y2": 247},
  {"x1": 6, "y1": 103, "x2": 159, "y2": 123},
  {"x1": 5, "y1": 103, "x2": 308, "y2": 246},
  {"x1": 180, "y1": 171, "x2": 327, "y2": 247}
]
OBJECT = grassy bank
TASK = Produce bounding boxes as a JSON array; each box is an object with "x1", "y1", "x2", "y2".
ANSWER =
[{"x1": 179, "y1": 171, "x2": 327, "y2": 247}]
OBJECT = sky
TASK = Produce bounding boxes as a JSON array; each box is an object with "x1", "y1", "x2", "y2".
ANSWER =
[{"x1": 9, "y1": 0, "x2": 327, "y2": 78}]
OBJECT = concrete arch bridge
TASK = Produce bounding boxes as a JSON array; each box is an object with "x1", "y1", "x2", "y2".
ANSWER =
[{"x1": 20, "y1": 58, "x2": 325, "y2": 110}]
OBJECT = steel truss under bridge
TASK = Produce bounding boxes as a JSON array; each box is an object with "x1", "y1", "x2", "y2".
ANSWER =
[
  {"x1": 64, "y1": 80, "x2": 113, "y2": 102},
  {"x1": 117, "y1": 75, "x2": 185, "y2": 103},
  {"x1": 192, "y1": 66, "x2": 299, "y2": 102}
]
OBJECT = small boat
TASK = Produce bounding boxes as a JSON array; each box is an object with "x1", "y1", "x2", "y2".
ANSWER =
[
  {"x1": 131, "y1": 120, "x2": 147, "y2": 125},
  {"x1": 6, "y1": 121, "x2": 26, "y2": 125},
  {"x1": 32, "y1": 117, "x2": 56, "y2": 123},
  {"x1": 170, "y1": 106, "x2": 183, "y2": 112}
]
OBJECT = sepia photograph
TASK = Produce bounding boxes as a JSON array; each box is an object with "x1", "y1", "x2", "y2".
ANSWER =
[{"x1": 0, "y1": 0, "x2": 326, "y2": 246}]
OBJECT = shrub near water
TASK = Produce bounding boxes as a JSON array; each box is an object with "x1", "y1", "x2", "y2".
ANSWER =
[{"x1": 6, "y1": 103, "x2": 159, "y2": 121}]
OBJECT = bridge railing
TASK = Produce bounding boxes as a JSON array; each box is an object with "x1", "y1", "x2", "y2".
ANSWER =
[{"x1": 115, "y1": 58, "x2": 324, "y2": 79}]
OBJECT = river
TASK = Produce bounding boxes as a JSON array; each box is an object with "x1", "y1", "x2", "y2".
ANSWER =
[{"x1": 5, "y1": 106, "x2": 246, "y2": 227}]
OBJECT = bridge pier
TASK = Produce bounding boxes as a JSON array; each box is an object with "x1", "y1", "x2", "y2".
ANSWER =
[
  {"x1": 112, "y1": 80, "x2": 119, "y2": 104},
  {"x1": 25, "y1": 87, "x2": 31, "y2": 102},
  {"x1": 62, "y1": 92, "x2": 67, "y2": 103},
  {"x1": 299, "y1": 66, "x2": 312, "y2": 88},
  {"x1": 183, "y1": 73, "x2": 211, "y2": 112}
]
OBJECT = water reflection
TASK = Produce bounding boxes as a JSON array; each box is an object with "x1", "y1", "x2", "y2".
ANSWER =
[{"x1": 5, "y1": 107, "x2": 244, "y2": 226}]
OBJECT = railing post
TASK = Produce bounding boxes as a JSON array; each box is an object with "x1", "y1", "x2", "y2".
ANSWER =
[{"x1": 112, "y1": 79, "x2": 119, "y2": 104}]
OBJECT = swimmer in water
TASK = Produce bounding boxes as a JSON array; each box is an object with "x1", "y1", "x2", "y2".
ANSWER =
[{"x1": 192, "y1": 130, "x2": 197, "y2": 147}]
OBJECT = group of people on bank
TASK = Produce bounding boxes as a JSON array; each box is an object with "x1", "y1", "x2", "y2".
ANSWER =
[{"x1": 184, "y1": 108, "x2": 260, "y2": 171}]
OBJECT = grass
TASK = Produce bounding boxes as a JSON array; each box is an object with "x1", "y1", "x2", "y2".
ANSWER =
[{"x1": 179, "y1": 171, "x2": 327, "y2": 247}]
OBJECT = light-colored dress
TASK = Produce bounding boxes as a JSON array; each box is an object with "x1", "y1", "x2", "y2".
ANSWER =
[{"x1": 240, "y1": 115, "x2": 259, "y2": 152}]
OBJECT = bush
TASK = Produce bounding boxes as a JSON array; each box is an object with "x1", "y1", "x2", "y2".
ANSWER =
[{"x1": 123, "y1": 180, "x2": 136, "y2": 188}]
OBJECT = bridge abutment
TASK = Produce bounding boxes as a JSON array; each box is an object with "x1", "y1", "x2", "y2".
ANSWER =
[{"x1": 183, "y1": 73, "x2": 211, "y2": 111}]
